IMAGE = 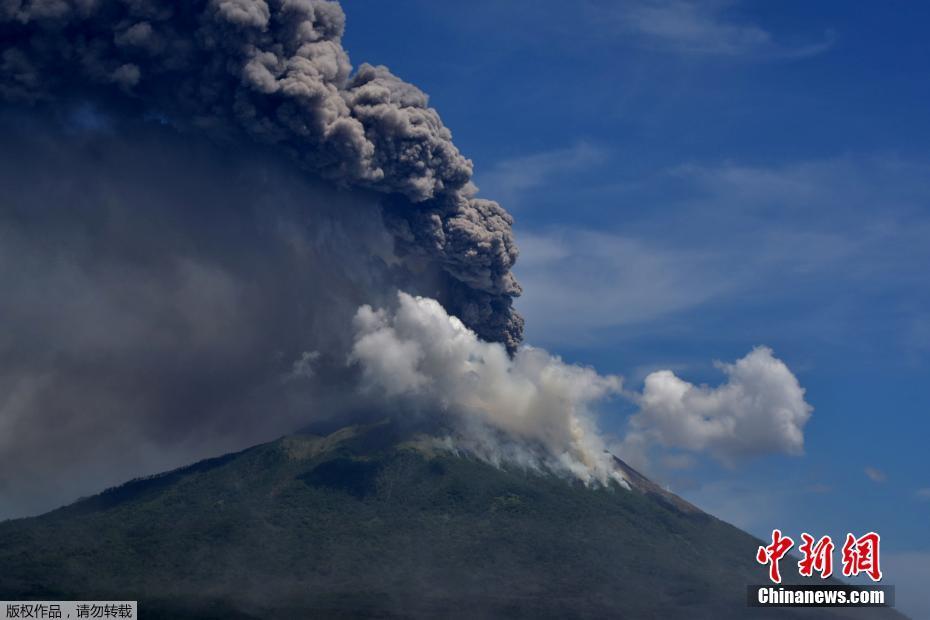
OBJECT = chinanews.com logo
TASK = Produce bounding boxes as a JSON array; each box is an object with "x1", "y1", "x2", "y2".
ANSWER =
[{"x1": 747, "y1": 529, "x2": 895, "y2": 608}]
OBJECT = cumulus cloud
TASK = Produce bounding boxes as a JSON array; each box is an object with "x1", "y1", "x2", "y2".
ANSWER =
[
  {"x1": 864, "y1": 467, "x2": 887, "y2": 483},
  {"x1": 350, "y1": 292, "x2": 627, "y2": 486},
  {"x1": 620, "y1": 346, "x2": 812, "y2": 465}
]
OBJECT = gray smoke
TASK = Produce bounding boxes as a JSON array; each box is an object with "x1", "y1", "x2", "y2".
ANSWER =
[
  {"x1": 0, "y1": 0, "x2": 527, "y2": 519},
  {"x1": 0, "y1": 109, "x2": 415, "y2": 518},
  {"x1": 0, "y1": 0, "x2": 522, "y2": 349}
]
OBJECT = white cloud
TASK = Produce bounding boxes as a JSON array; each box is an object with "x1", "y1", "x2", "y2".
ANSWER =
[
  {"x1": 513, "y1": 156, "x2": 930, "y2": 348},
  {"x1": 608, "y1": 0, "x2": 834, "y2": 59},
  {"x1": 864, "y1": 467, "x2": 887, "y2": 484},
  {"x1": 620, "y1": 346, "x2": 812, "y2": 465},
  {"x1": 515, "y1": 229, "x2": 731, "y2": 344},
  {"x1": 476, "y1": 142, "x2": 607, "y2": 207},
  {"x1": 914, "y1": 488, "x2": 930, "y2": 500}
]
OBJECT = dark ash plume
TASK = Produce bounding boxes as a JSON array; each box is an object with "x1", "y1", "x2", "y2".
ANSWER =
[
  {"x1": 0, "y1": 0, "x2": 522, "y2": 349},
  {"x1": 0, "y1": 111, "x2": 405, "y2": 519}
]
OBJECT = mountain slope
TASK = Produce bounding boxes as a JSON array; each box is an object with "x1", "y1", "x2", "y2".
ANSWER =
[{"x1": 0, "y1": 421, "x2": 905, "y2": 619}]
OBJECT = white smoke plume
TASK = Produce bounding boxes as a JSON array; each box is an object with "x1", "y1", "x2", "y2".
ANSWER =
[
  {"x1": 350, "y1": 294, "x2": 814, "y2": 485},
  {"x1": 350, "y1": 293, "x2": 628, "y2": 487}
]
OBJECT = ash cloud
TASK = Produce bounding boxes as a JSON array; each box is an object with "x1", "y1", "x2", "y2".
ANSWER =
[
  {"x1": 0, "y1": 0, "x2": 522, "y2": 349},
  {"x1": 0, "y1": 109, "x2": 416, "y2": 518},
  {"x1": 0, "y1": 0, "x2": 522, "y2": 518}
]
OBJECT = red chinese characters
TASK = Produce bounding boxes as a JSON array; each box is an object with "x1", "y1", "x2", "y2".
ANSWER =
[
  {"x1": 841, "y1": 532, "x2": 882, "y2": 582},
  {"x1": 757, "y1": 529, "x2": 795, "y2": 584},
  {"x1": 757, "y1": 530, "x2": 883, "y2": 583},
  {"x1": 797, "y1": 533, "x2": 834, "y2": 578}
]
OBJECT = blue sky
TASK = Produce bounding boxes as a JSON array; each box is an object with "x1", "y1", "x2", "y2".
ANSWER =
[{"x1": 344, "y1": 1, "x2": 929, "y2": 616}]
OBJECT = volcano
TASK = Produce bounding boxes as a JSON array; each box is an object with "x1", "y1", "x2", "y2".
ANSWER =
[{"x1": 0, "y1": 421, "x2": 905, "y2": 619}]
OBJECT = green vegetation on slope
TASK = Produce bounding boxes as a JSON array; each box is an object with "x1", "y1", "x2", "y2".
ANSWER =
[{"x1": 0, "y1": 422, "x2": 905, "y2": 619}]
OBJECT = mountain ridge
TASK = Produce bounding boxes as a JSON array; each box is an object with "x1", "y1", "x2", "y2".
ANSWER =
[{"x1": 0, "y1": 421, "x2": 906, "y2": 619}]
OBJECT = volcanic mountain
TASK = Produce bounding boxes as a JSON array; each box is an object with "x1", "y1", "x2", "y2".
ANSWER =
[{"x1": 0, "y1": 421, "x2": 906, "y2": 619}]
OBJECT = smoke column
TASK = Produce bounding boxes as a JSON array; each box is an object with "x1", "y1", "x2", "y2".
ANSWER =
[
  {"x1": 350, "y1": 292, "x2": 628, "y2": 488},
  {"x1": 0, "y1": 0, "x2": 522, "y2": 348}
]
